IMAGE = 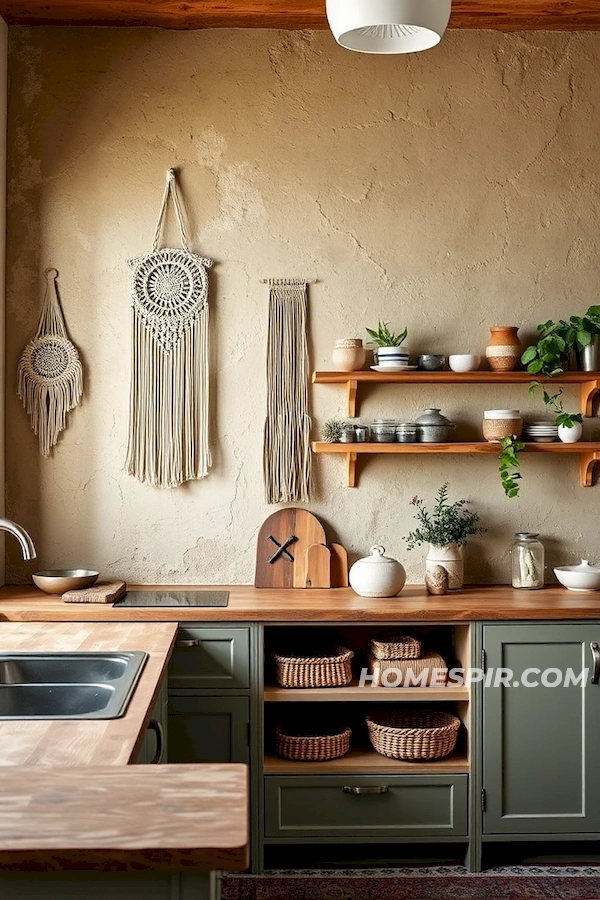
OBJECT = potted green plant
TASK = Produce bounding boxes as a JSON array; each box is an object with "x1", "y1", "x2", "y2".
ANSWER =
[
  {"x1": 528, "y1": 382, "x2": 583, "y2": 443},
  {"x1": 521, "y1": 306, "x2": 600, "y2": 376},
  {"x1": 404, "y1": 483, "x2": 484, "y2": 589},
  {"x1": 366, "y1": 321, "x2": 409, "y2": 367}
]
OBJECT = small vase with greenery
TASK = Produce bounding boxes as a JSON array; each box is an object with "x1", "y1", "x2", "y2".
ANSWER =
[
  {"x1": 521, "y1": 306, "x2": 600, "y2": 376},
  {"x1": 366, "y1": 321, "x2": 409, "y2": 367},
  {"x1": 404, "y1": 483, "x2": 484, "y2": 589},
  {"x1": 528, "y1": 382, "x2": 583, "y2": 443}
]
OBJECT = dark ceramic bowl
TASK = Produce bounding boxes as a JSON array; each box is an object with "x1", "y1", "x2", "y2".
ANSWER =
[{"x1": 417, "y1": 355, "x2": 447, "y2": 371}]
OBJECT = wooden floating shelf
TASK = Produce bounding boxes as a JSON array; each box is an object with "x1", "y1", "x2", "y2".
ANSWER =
[
  {"x1": 312, "y1": 371, "x2": 600, "y2": 417},
  {"x1": 312, "y1": 442, "x2": 600, "y2": 488},
  {"x1": 264, "y1": 682, "x2": 470, "y2": 702},
  {"x1": 263, "y1": 749, "x2": 469, "y2": 775}
]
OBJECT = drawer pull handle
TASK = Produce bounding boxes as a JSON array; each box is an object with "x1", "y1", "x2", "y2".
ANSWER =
[
  {"x1": 591, "y1": 642, "x2": 600, "y2": 684},
  {"x1": 176, "y1": 639, "x2": 202, "y2": 648},
  {"x1": 148, "y1": 720, "x2": 165, "y2": 764},
  {"x1": 343, "y1": 786, "x2": 389, "y2": 795}
]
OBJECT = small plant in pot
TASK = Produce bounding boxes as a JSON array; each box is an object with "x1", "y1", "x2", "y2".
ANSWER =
[
  {"x1": 404, "y1": 483, "x2": 484, "y2": 590},
  {"x1": 528, "y1": 382, "x2": 583, "y2": 443},
  {"x1": 521, "y1": 306, "x2": 600, "y2": 376},
  {"x1": 366, "y1": 321, "x2": 409, "y2": 368}
]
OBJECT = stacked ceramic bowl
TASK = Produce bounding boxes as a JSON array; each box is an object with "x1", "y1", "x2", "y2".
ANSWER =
[
  {"x1": 525, "y1": 421, "x2": 559, "y2": 443},
  {"x1": 372, "y1": 346, "x2": 413, "y2": 372}
]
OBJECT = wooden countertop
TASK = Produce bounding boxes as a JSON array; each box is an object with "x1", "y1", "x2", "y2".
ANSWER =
[
  {"x1": 0, "y1": 621, "x2": 177, "y2": 766},
  {"x1": 0, "y1": 764, "x2": 248, "y2": 871},
  {"x1": 1, "y1": 584, "x2": 600, "y2": 622}
]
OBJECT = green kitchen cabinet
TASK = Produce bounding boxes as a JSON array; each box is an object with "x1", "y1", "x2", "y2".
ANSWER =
[
  {"x1": 168, "y1": 695, "x2": 250, "y2": 764},
  {"x1": 135, "y1": 677, "x2": 168, "y2": 765},
  {"x1": 168, "y1": 627, "x2": 250, "y2": 691},
  {"x1": 483, "y1": 623, "x2": 600, "y2": 834}
]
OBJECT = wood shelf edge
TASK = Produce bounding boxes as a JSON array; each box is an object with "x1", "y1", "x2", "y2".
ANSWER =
[
  {"x1": 264, "y1": 684, "x2": 470, "y2": 702},
  {"x1": 263, "y1": 750, "x2": 469, "y2": 775}
]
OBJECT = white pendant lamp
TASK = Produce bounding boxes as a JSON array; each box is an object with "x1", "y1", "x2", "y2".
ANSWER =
[{"x1": 326, "y1": 0, "x2": 452, "y2": 55}]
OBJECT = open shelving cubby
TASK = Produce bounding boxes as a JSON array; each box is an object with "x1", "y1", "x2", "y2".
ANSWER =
[{"x1": 263, "y1": 624, "x2": 471, "y2": 777}]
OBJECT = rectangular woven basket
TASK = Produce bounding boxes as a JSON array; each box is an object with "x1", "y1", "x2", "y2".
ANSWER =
[
  {"x1": 367, "y1": 650, "x2": 447, "y2": 687},
  {"x1": 272, "y1": 646, "x2": 354, "y2": 688},
  {"x1": 370, "y1": 633, "x2": 421, "y2": 660},
  {"x1": 366, "y1": 709, "x2": 460, "y2": 760}
]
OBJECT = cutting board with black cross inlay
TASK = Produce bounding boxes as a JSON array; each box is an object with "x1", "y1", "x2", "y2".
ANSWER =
[{"x1": 254, "y1": 509, "x2": 327, "y2": 589}]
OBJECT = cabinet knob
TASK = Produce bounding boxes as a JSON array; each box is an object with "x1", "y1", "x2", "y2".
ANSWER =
[{"x1": 343, "y1": 785, "x2": 389, "y2": 795}]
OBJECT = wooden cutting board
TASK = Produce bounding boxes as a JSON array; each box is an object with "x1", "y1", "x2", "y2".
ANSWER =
[
  {"x1": 255, "y1": 509, "x2": 327, "y2": 588},
  {"x1": 305, "y1": 544, "x2": 331, "y2": 589},
  {"x1": 330, "y1": 543, "x2": 349, "y2": 588}
]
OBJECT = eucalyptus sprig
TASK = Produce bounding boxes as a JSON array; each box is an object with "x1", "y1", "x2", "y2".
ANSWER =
[
  {"x1": 499, "y1": 435, "x2": 525, "y2": 498},
  {"x1": 366, "y1": 321, "x2": 408, "y2": 347},
  {"x1": 404, "y1": 483, "x2": 484, "y2": 550},
  {"x1": 528, "y1": 382, "x2": 583, "y2": 429}
]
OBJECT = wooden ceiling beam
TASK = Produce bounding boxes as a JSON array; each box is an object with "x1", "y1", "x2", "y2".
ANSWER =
[{"x1": 0, "y1": 1, "x2": 598, "y2": 31}]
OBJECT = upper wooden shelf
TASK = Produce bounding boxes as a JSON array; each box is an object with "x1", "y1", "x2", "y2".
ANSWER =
[
  {"x1": 0, "y1": 0, "x2": 598, "y2": 29},
  {"x1": 312, "y1": 371, "x2": 600, "y2": 418},
  {"x1": 264, "y1": 681, "x2": 470, "y2": 702}
]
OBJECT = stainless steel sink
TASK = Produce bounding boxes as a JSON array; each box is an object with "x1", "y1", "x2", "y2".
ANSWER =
[{"x1": 0, "y1": 652, "x2": 148, "y2": 719}]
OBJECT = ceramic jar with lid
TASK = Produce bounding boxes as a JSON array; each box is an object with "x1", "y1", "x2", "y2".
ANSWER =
[
  {"x1": 486, "y1": 326, "x2": 522, "y2": 372},
  {"x1": 371, "y1": 419, "x2": 397, "y2": 443},
  {"x1": 349, "y1": 546, "x2": 406, "y2": 598},
  {"x1": 332, "y1": 339, "x2": 366, "y2": 372},
  {"x1": 415, "y1": 408, "x2": 455, "y2": 443},
  {"x1": 511, "y1": 532, "x2": 545, "y2": 590}
]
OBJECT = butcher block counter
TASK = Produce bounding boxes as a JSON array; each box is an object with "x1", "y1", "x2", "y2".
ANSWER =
[
  {"x1": 1, "y1": 584, "x2": 600, "y2": 622},
  {"x1": 0, "y1": 621, "x2": 177, "y2": 766}
]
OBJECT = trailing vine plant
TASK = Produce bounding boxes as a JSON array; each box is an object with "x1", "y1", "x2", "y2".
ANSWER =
[{"x1": 498, "y1": 435, "x2": 525, "y2": 498}]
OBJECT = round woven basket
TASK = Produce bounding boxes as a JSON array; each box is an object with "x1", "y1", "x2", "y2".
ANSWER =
[
  {"x1": 272, "y1": 646, "x2": 354, "y2": 688},
  {"x1": 370, "y1": 633, "x2": 421, "y2": 660},
  {"x1": 275, "y1": 725, "x2": 352, "y2": 761},
  {"x1": 366, "y1": 709, "x2": 460, "y2": 760}
]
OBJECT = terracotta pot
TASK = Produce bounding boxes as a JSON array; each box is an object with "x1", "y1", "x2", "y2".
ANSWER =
[
  {"x1": 485, "y1": 326, "x2": 522, "y2": 372},
  {"x1": 426, "y1": 543, "x2": 464, "y2": 590},
  {"x1": 332, "y1": 339, "x2": 366, "y2": 372}
]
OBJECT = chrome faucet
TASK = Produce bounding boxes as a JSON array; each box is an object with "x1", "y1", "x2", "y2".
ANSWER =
[{"x1": 0, "y1": 518, "x2": 37, "y2": 560}]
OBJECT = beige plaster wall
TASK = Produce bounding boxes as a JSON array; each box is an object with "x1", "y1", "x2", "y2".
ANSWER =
[{"x1": 5, "y1": 26, "x2": 600, "y2": 585}]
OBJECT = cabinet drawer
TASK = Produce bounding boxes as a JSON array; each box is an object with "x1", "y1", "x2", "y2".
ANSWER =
[
  {"x1": 168, "y1": 627, "x2": 250, "y2": 690},
  {"x1": 265, "y1": 775, "x2": 468, "y2": 838}
]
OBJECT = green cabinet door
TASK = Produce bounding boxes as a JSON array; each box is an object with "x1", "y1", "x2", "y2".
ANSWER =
[
  {"x1": 168, "y1": 696, "x2": 249, "y2": 764},
  {"x1": 483, "y1": 623, "x2": 600, "y2": 834}
]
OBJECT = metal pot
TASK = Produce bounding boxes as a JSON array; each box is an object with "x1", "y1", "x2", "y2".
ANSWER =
[
  {"x1": 415, "y1": 408, "x2": 455, "y2": 443},
  {"x1": 580, "y1": 337, "x2": 600, "y2": 372}
]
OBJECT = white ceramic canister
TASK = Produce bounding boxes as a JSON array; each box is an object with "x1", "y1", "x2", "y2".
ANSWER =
[{"x1": 349, "y1": 546, "x2": 406, "y2": 598}]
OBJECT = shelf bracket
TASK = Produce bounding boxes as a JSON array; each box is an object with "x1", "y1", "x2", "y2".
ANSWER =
[
  {"x1": 581, "y1": 380, "x2": 600, "y2": 417},
  {"x1": 346, "y1": 379, "x2": 358, "y2": 418},
  {"x1": 580, "y1": 452, "x2": 600, "y2": 487},
  {"x1": 346, "y1": 452, "x2": 358, "y2": 488}
]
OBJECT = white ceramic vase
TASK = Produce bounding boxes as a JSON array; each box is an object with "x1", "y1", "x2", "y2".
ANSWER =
[
  {"x1": 558, "y1": 422, "x2": 583, "y2": 443},
  {"x1": 426, "y1": 543, "x2": 464, "y2": 590},
  {"x1": 349, "y1": 546, "x2": 406, "y2": 598}
]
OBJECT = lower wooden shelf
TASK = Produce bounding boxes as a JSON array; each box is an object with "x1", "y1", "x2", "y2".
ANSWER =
[
  {"x1": 263, "y1": 749, "x2": 470, "y2": 774},
  {"x1": 264, "y1": 682, "x2": 470, "y2": 702},
  {"x1": 312, "y1": 441, "x2": 600, "y2": 487}
]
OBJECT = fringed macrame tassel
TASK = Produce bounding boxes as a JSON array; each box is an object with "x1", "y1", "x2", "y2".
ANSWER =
[
  {"x1": 263, "y1": 280, "x2": 311, "y2": 504},
  {"x1": 125, "y1": 310, "x2": 210, "y2": 489},
  {"x1": 17, "y1": 268, "x2": 84, "y2": 457}
]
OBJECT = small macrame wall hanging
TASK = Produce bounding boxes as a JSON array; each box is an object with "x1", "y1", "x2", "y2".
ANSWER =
[
  {"x1": 17, "y1": 267, "x2": 83, "y2": 457},
  {"x1": 263, "y1": 279, "x2": 312, "y2": 504},
  {"x1": 126, "y1": 168, "x2": 212, "y2": 489}
]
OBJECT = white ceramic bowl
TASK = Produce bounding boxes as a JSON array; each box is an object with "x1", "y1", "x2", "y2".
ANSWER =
[
  {"x1": 449, "y1": 354, "x2": 481, "y2": 373},
  {"x1": 554, "y1": 560, "x2": 600, "y2": 592}
]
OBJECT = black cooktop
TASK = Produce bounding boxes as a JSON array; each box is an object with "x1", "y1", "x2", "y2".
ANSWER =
[{"x1": 113, "y1": 591, "x2": 230, "y2": 608}]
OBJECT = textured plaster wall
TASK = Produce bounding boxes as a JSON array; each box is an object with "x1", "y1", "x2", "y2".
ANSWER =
[{"x1": 5, "y1": 27, "x2": 600, "y2": 585}]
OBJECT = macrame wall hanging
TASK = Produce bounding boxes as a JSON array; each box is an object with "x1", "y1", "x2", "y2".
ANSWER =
[
  {"x1": 126, "y1": 168, "x2": 212, "y2": 489},
  {"x1": 17, "y1": 268, "x2": 83, "y2": 457},
  {"x1": 263, "y1": 279, "x2": 312, "y2": 504}
]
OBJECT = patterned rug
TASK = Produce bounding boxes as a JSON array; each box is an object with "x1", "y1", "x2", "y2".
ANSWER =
[{"x1": 222, "y1": 867, "x2": 600, "y2": 900}]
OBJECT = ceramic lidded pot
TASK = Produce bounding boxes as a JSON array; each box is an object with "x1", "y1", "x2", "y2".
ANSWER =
[
  {"x1": 332, "y1": 339, "x2": 366, "y2": 372},
  {"x1": 349, "y1": 546, "x2": 406, "y2": 598},
  {"x1": 415, "y1": 408, "x2": 455, "y2": 443},
  {"x1": 486, "y1": 326, "x2": 522, "y2": 372}
]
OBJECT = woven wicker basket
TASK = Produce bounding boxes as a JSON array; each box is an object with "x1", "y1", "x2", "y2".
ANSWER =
[
  {"x1": 367, "y1": 650, "x2": 447, "y2": 687},
  {"x1": 272, "y1": 646, "x2": 354, "y2": 688},
  {"x1": 370, "y1": 633, "x2": 422, "y2": 660},
  {"x1": 275, "y1": 725, "x2": 352, "y2": 761},
  {"x1": 366, "y1": 709, "x2": 460, "y2": 760}
]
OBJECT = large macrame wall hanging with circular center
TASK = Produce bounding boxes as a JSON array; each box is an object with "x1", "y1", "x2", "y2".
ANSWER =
[
  {"x1": 17, "y1": 268, "x2": 83, "y2": 457},
  {"x1": 126, "y1": 168, "x2": 212, "y2": 489}
]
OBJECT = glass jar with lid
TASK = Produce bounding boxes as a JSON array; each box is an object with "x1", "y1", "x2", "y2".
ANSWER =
[{"x1": 511, "y1": 532, "x2": 545, "y2": 590}]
